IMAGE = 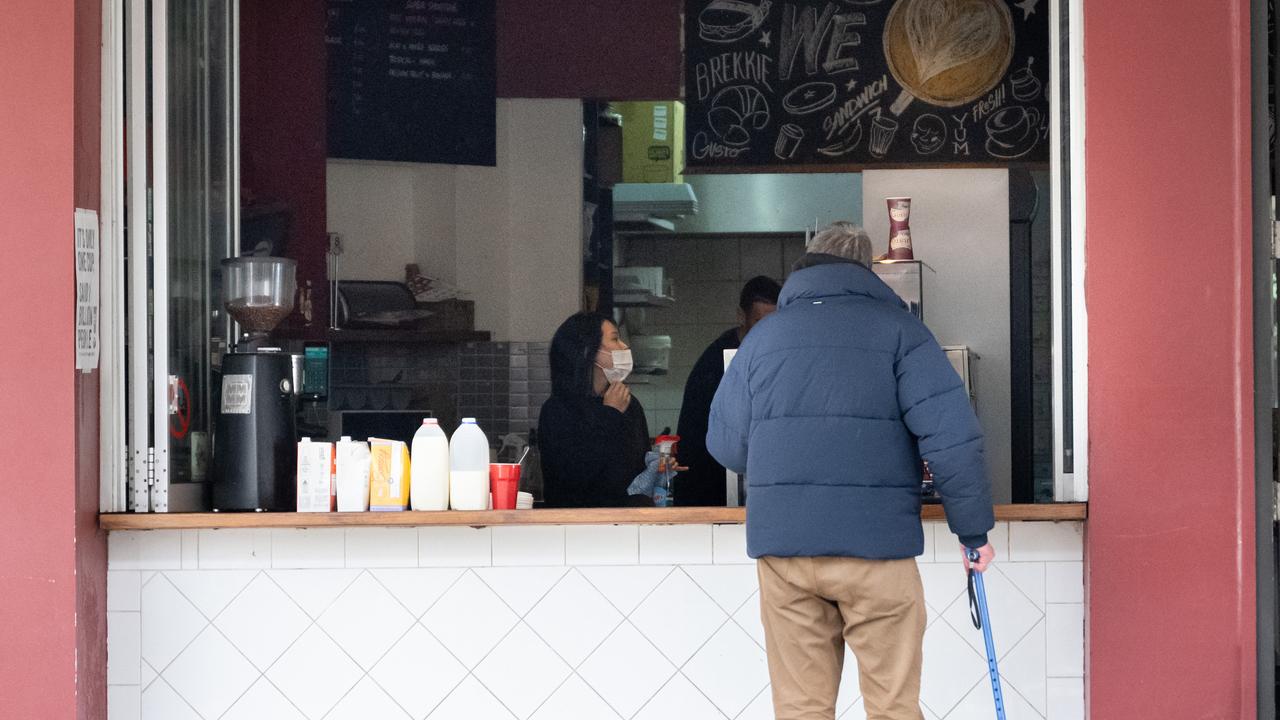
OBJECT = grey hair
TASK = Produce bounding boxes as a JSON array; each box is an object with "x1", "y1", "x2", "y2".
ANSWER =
[{"x1": 807, "y1": 221, "x2": 874, "y2": 267}]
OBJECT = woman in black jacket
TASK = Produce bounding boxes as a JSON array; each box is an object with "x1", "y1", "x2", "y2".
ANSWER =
[{"x1": 539, "y1": 313, "x2": 652, "y2": 507}]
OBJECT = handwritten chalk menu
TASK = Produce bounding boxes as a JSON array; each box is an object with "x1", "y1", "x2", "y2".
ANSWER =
[
  {"x1": 684, "y1": 0, "x2": 1049, "y2": 169},
  {"x1": 327, "y1": 0, "x2": 495, "y2": 165}
]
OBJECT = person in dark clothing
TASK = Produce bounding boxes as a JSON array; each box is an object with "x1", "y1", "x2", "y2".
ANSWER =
[
  {"x1": 539, "y1": 313, "x2": 653, "y2": 508},
  {"x1": 674, "y1": 275, "x2": 781, "y2": 506}
]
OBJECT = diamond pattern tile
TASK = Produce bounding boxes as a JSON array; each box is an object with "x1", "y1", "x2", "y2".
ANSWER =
[
  {"x1": 319, "y1": 572, "x2": 416, "y2": 669},
  {"x1": 526, "y1": 570, "x2": 623, "y2": 667},
  {"x1": 578, "y1": 565, "x2": 672, "y2": 615},
  {"x1": 371, "y1": 624, "x2": 467, "y2": 719},
  {"x1": 475, "y1": 566, "x2": 569, "y2": 616},
  {"x1": 1002, "y1": 618, "x2": 1047, "y2": 716},
  {"x1": 630, "y1": 570, "x2": 727, "y2": 665},
  {"x1": 684, "y1": 622, "x2": 769, "y2": 717},
  {"x1": 1000, "y1": 562, "x2": 1046, "y2": 611},
  {"x1": 917, "y1": 564, "x2": 968, "y2": 616},
  {"x1": 114, "y1": 544, "x2": 1080, "y2": 720},
  {"x1": 269, "y1": 569, "x2": 361, "y2": 619},
  {"x1": 579, "y1": 622, "x2": 675, "y2": 719},
  {"x1": 214, "y1": 574, "x2": 311, "y2": 671},
  {"x1": 839, "y1": 697, "x2": 866, "y2": 720},
  {"x1": 732, "y1": 591, "x2": 766, "y2": 649},
  {"x1": 948, "y1": 672, "x2": 1043, "y2": 719},
  {"x1": 941, "y1": 567, "x2": 1043, "y2": 661},
  {"x1": 371, "y1": 568, "x2": 464, "y2": 618},
  {"x1": 162, "y1": 627, "x2": 259, "y2": 720},
  {"x1": 475, "y1": 624, "x2": 571, "y2": 719},
  {"x1": 683, "y1": 564, "x2": 759, "y2": 614},
  {"x1": 737, "y1": 687, "x2": 775, "y2": 720},
  {"x1": 266, "y1": 626, "x2": 363, "y2": 720},
  {"x1": 328, "y1": 676, "x2": 411, "y2": 720},
  {"x1": 427, "y1": 675, "x2": 516, "y2": 720},
  {"x1": 141, "y1": 575, "x2": 208, "y2": 671},
  {"x1": 141, "y1": 679, "x2": 201, "y2": 720},
  {"x1": 529, "y1": 675, "x2": 621, "y2": 720},
  {"x1": 222, "y1": 678, "x2": 306, "y2": 720},
  {"x1": 919, "y1": 620, "x2": 985, "y2": 718},
  {"x1": 165, "y1": 570, "x2": 256, "y2": 619},
  {"x1": 421, "y1": 571, "x2": 519, "y2": 669},
  {"x1": 633, "y1": 672, "x2": 727, "y2": 720}
]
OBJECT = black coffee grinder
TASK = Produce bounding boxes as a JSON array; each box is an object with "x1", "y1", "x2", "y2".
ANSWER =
[{"x1": 212, "y1": 256, "x2": 298, "y2": 511}]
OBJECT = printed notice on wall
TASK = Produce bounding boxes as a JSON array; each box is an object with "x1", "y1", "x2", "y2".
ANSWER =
[{"x1": 75, "y1": 208, "x2": 99, "y2": 371}]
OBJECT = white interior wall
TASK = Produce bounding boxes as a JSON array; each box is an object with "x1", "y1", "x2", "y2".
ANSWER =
[
  {"x1": 495, "y1": 100, "x2": 584, "y2": 342},
  {"x1": 862, "y1": 169, "x2": 1013, "y2": 503},
  {"x1": 326, "y1": 99, "x2": 583, "y2": 341}
]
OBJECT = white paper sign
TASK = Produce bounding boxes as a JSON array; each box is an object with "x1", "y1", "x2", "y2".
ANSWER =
[{"x1": 75, "y1": 209, "x2": 100, "y2": 371}]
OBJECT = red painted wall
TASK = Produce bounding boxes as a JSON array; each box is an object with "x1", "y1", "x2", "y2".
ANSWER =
[
  {"x1": 496, "y1": 0, "x2": 683, "y2": 99},
  {"x1": 1084, "y1": 1, "x2": 1256, "y2": 716},
  {"x1": 240, "y1": 0, "x2": 330, "y2": 334},
  {"x1": 74, "y1": 0, "x2": 108, "y2": 716},
  {"x1": 0, "y1": 0, "x2": 81, "y2": 717}
]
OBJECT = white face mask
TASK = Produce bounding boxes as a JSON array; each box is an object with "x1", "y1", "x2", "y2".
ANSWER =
[{"x1": 597, "y1": 349, "x2": 634, "y2": 385}]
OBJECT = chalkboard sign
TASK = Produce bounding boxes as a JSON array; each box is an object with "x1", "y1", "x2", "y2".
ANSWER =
[
  {"x1": 327, "y1": 0, "x2": 496, "y2": 166},
  {"x1": 684, "y1": 0, "x2": 1049, "y2": 170}
]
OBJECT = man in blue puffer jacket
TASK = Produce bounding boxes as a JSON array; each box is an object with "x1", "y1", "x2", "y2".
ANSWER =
[{"x1": 708, "y1": 222, "x2": 995, "y2": 720}]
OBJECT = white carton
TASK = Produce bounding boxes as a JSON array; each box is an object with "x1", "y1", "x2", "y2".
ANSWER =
[{"x1": 296, "y1": 439, "x2": 335, "y2": 512}]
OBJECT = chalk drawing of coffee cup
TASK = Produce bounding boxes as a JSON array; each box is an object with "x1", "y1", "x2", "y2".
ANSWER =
[
  {"x1": 774, "y1": 123, "x2": 804, "y2": 160},
  {"x1": 985, "y1": 105, "x2": 1040, "y2": 159},
  {"x1": 1010, "y1": 58, "x2": 1042, "y2": 101},
  {"x1": 869, "y1": 113, "x2": 899, "y2": 158}
]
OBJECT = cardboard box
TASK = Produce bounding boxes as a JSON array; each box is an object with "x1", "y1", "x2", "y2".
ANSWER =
[
  {"x1": 615, "y1": 101, "x2": 685, "y2": 184},
  {"x1": 369, "y1": 438, "x2": 411, "y2": 511},
  {"x1": 296, "y1": 439, "x2": 335, "y2": 512}
]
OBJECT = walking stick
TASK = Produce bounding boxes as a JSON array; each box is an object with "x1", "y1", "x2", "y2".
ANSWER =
[{"x1": 967, "y1": 548, "x2": 1007, "y2": 720}]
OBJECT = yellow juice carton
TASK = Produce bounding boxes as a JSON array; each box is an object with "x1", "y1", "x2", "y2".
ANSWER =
[{"x1": 369, "y1": 438, "x2": 411, "y2": 511}]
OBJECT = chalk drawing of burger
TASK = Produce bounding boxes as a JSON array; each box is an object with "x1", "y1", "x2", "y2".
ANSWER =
[{"x1": 699, "y1": 0, "x2": 772, "y2": 43}]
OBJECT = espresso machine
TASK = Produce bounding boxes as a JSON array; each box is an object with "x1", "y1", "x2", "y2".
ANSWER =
[{"x1": 212, "y1": 257, "x2": 298, "y2": 511}]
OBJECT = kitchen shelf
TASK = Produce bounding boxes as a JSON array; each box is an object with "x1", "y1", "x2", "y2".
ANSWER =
[
  {"x1": 613, "y1": 291, "x2": 675, "y2": 308},
  {"x1": 325, "y1": 328, "x2": 491, "y2": 344},
  {"x1": 99, "y1": 503, "x2": 1086, "y2": 530}
]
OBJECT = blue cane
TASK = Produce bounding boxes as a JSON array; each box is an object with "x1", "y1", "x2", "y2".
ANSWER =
[{"x1": 966, "y1": 549, "x2": 1007, "y2": 720}]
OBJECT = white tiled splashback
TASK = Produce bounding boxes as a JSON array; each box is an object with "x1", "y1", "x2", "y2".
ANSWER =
[{"x1": 107, "y1": 521, "x2": 1084, "y2": 720}]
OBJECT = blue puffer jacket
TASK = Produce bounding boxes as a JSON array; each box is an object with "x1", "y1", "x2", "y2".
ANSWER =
[{"x1": 707, "y1": 257, "x2": 994, "y2": 559}]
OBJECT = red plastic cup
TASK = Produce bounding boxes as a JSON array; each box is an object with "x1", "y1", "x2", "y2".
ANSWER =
[{"x1": 490, "y1": 464, "x2": 521, "y2": 510}]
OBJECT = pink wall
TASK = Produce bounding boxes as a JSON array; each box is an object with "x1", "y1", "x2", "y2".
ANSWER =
[
  {"x1": 0, "y1": 0, "x2": 82, "y2": 717},
  {"x1": 496, "y1": 0, "x2": 683, "y2": 99},
  {"x1": 1083, "y1": 1, "x2": 1256, "y2": 716},
  {"x1": 240, "y1": 0, "x2": 329, "y2": 336}
]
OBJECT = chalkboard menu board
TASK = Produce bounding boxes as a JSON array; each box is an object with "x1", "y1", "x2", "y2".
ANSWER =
[
  {"x1": 327, "y1": 0, "x2": 496, "y2": 166},
  {"x1": 684, "y1": 0, "x2": 1049, "y2": 170}
]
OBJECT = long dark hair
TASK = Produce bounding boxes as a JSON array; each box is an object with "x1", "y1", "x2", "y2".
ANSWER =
[{"x1": 549, "y1": 312, "x2": 612, "y2": 400}]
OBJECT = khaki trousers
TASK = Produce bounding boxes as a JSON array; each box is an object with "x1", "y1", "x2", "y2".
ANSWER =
[{"x1": 757, "y1": 556, "x2": 926, "y2": 720}]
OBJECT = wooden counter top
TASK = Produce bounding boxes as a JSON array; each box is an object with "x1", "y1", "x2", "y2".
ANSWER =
[{"x1": 100, "y1": 503, "x2": 1086, "y2": 530}]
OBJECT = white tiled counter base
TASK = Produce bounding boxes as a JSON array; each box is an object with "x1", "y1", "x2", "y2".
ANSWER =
[{"x1": 107, "y1": 521, "x2": 1084, "y2": 720}]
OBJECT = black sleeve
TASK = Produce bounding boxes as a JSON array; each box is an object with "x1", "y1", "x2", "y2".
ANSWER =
[{"x1": 675, "y1": 346, "x2": 728, "y2": 506}]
